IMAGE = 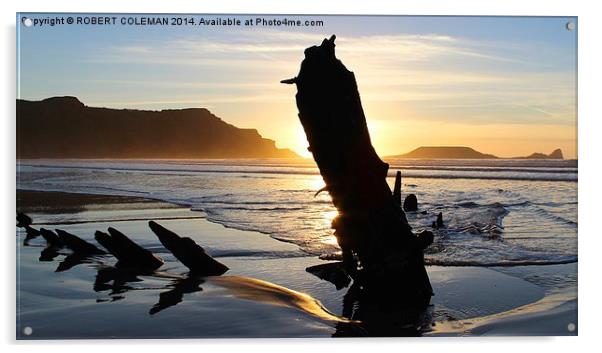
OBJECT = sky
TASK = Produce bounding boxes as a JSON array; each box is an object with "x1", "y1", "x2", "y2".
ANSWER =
[{"x1": 17, "y1": 14, "x2": 577, "y2": 158}]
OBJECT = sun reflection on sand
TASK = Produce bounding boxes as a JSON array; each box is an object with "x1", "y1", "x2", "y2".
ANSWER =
[{"x1": 209, "y1": 276, "x2": 351, "y2": 323}]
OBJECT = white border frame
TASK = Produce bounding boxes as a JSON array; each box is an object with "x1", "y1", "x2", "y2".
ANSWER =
[{"x1": 3, "y1": 1, "x2": 600, "y2": 352}]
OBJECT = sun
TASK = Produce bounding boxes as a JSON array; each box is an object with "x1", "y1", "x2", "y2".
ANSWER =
[{"x1": 294, "y1": 125, "x2": 313, "y2": 158}]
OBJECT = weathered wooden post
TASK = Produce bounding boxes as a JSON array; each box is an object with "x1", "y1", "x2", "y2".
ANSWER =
[{"x1": 282, "y1": 35, "x2": 433, "y2": 308}]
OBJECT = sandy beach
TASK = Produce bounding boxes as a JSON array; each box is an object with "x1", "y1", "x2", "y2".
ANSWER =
[{"x1": 15, "y1": 190, "x2": 577, "y2": 338}]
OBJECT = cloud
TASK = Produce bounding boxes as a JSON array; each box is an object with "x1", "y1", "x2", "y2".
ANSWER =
[
  {"x1": 80, "y1": 30, "x2": 575, "y2": 126},
  {"x1": 99, "y1": 31, "x2": 518, "y2": 65}
]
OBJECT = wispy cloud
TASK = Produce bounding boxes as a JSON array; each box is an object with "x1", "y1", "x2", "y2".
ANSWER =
[
  {"x1": 79, "y1": 29, "x2": 575, "y2": 129},
  {"x1": 98, "y1": 31, "x2": 523, "y2": 65}
]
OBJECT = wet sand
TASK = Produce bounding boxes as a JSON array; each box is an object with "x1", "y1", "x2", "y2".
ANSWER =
[{"x1": 16, "y1": 190, "x2": 577, "y2": 338}]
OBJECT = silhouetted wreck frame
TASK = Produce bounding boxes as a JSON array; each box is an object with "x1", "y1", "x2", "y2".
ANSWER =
[{"x1": 283, "y1": 35, "x2": 433, "y2": 309}]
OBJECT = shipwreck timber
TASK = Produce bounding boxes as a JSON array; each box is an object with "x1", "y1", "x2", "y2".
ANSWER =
[{"x1": 282, "y1": 35, "x2": 433, "y2": 309}]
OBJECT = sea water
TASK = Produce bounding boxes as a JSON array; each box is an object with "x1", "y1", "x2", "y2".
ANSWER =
[{"x1": 16, "y1": 158, "x2": 577, "y2": 267}]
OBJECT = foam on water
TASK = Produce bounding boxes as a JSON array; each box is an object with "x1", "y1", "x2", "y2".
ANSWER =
[{"x1": 17, "y1": 159, "x2": 577, "y2": 266}]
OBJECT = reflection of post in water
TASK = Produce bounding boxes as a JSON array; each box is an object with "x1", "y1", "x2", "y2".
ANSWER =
[
  {"x1": 38, "y1": 229, "x2": 62, "y2": 262},
  {"x1": 333, "y1": 282, "x2": 433, "y2": 337},
  {"x1": 306, "y1": 261, "x2": 433, "y2": 336},
  {"x1": 39, "y1": 246, "x2": 61, "y2": 262},
  {"x1": 149, "y1": 276, "x2": 205, "y2": 315},
  {"x1": 93, "y1": 266, "x2": 145, "y2": 297},
  {"x1": 55, "y1": 253, "x2": 95, "y2": 272}
]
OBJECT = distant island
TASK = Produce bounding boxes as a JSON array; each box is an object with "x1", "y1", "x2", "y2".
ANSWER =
[
  {"x1": 17, "y1": 97, "x2": 299, "y2": 159},
  {"x1": 387, "y1": 146, "x2": 564, "y2": 160},
  {"x1": 513, "y1": 149, "x2": 564, "y2": 160}
]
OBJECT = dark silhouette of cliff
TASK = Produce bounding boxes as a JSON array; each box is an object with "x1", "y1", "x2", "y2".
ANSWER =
[
  {"x1": 17, "y1": 97, "x2": 299, "y2": 159},
  {"x1": 387, "y1": 146, "x2": 564, "y2": 160}
]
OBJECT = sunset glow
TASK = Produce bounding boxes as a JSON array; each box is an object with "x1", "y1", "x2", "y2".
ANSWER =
[{"x1": 18, "y1": 16, "x2": 577, "y2": 158}]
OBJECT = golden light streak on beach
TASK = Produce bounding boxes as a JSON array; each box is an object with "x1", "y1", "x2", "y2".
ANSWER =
[{"x1": 209, "y1": 276, "x2": 353, "y2": 323}]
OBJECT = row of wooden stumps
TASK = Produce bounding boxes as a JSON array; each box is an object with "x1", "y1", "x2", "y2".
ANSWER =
[{"x1": 17, "y1": 212, "x2": 228, "y2": 276}]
